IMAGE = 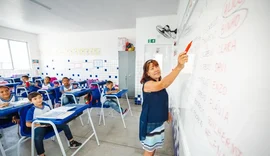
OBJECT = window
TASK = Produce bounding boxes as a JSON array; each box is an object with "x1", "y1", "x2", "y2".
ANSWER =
[
  {"x1": 0, "y1": 39, "x2": 13, "y2": 69},
  {"x1": 9, "y1": 41, "x2": 30, "y2": 69},
  {"x1": 0, "y1": 39, "x2": 30, "y2": 70}
]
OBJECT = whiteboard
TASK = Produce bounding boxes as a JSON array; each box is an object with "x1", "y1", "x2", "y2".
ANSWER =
[{"x1": 170, "y1": 0, "x2": 270, "y2": 156}]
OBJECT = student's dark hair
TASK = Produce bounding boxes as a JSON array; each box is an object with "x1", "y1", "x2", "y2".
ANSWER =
[
  {"x1": 62, "y1": 77, "x2": 69, "y2": 81},
  {"x1": 45, "y1": 76, "x2": 51, "y2": 80},
  {"x1": 22, "y1": 75, "x2": 29, "y2": 79},
  {"x1": 28, "y1": 92, "x2": 42, "y2": 101},
  {"x1": 106, "y1": 80, "x2": 113, "y2": 85},
  {"x1": 0, "y1": 86, "x2": 9, "y2": 90},
  {"x1": 140, "y1": 59, "x2": 161, "y2": 84}
]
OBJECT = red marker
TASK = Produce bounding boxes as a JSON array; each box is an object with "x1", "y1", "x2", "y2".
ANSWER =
[{"x1": 185, "y1": 41, "x2": 193, "y2": 53}]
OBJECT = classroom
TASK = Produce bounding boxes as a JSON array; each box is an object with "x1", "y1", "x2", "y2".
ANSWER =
[{"x1": 0, "y1": 0, "x2": 269, "y2": 156}]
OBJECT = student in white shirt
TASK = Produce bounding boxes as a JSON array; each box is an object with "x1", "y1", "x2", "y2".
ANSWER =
[
  {"x1": 0, "y1": 86, "x2": 20, "y2": 124},
  {"x1": 60, "y1": 77, "x2": 76, "y2": 105}
]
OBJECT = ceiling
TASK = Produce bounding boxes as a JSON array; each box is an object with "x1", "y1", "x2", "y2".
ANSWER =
[{"x1": 0, "y1": 0, "x2": 179, "y2": 34}]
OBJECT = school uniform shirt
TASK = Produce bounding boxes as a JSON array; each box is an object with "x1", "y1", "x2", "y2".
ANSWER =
[
  {"x1": 0, "y1": 95, "x2": 18, "y2": 104},
  {"x1": 22, "y1": 81, "x2": 31, "y2": 88},
  {"x1": 26, "y1": 102, "x2": 51, "y2": 122},
  {"x1": 42, "y1": 82, "x2": 53, "y2": 88},
  {"x1": 100, "y1": 86, "x2": 116, "y2": 104},
  {"x1": 59, "y1": 85, "x2": 74, "y2": 93}
]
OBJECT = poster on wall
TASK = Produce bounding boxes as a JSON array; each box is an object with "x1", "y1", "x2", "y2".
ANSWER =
[
  {"x1": 93, "y1": 59, "x2": 103, "y2": 68},
  {"x1": 32, "y1": 59, "x2": 39, "y2": 64},
  {"x1": 53, "y1": 48, "x2": 101, "y2": 56}
]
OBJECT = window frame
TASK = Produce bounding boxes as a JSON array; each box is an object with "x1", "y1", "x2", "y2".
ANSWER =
[{"x1": 0, "y1": 37, "x2": 31, "y2": 70}]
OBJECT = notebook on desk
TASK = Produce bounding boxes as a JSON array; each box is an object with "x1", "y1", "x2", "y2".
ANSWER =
[
  {"x1": 52, "y1": 106, "x2": 76, "y2": 112},
  {"x1": 66, "y1": 89, "x2": 81, "y2": 93},
  {"x1": 10, "y1": 99, "x2": 29, "y2": 106},
  {"x1": 37, "y1": 111, "x2": 75, "y2": 119},
  {"x1": 36, "y1": 106, "x2": 76, "y2": 119},
  {"x1": 0, "y1": 99, "x2": 29, "y2": 110}
]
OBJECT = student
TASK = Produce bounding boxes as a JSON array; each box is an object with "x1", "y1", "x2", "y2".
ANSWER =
[
  {"x1": 34, "y1": 76, "x2": 54, "y2": 89},
  {"x1": 42, "y1": 76, "x2": 54, "y2": 88},
  {"x1": 139, "y1": 52, "x2": 188, "y2": 156},
  {"x1": 20, "y1": 75, "x2": 31, "y2": 88},
  {"x1": 0, "y1": 86, "x2": 20, "y2": 124},
  {"x1": 37, "y1": 76, "x2": 55, "y2": 107},
  {"x1": 60, "y1": 77, "x2": 76, "y2": 105},
  {"x1": 100, "y1": 81, "x2": 127, "y2": 115},
  {"x1": 19, "y1": 75, "x2": 39, "y2": 93},
  {"x1": 26, "y1": 92, "x2": 82, "y2": 156}
]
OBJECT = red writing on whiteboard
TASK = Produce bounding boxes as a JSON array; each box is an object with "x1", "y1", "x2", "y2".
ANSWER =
[
  {"x1": 220, "y1": 9, "x2": 248, "y2": 38},
  {"x1": 207, "y1": 117, "x2": 243, "y2": 156},
  {"x1": 223, "y1": 0, "x2": 245, "y2": 17},
  {"x1": 221, "y1": 14, "x2": 240, "y2": 35},
  {"x1": 218, "y1": 40, "x2": 236, "y2": 54},
  {"x1": 209, "y1": 98, "x2": 229, "y2": 122},
  {"x1": 212, "y1": 81, "x2": 227, "y2": 95},
  {"x1": 215, "y1": 62, "x2": 227, "y2": 73},
  {"x1": 205, "y1": 128, "x2": 226, "y2": 156}
]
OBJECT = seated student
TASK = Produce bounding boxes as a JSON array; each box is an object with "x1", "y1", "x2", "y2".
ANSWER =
[
  {"x1": 18, "y1": 75, "x2": 39, "y2": 94},
  {"x1": 101, "y1": 81, "x2": 128, "y2": 115},
  {"x1": 60, "y1": 77, "x2": 77, "y2": 105},
  {"x1": 41, "y1": 76, "x2": 54, "y2": 88},
  {"x1": 35, "y1": 76, "x2": 54, "y2": 89},
  {"x1": 35, "y1": 76, "x2": 56, "y2": 107},
  {"x1": 26, "y1": 92, "x2": 82, "y2": 156},
  {"x1": 19, "y1": 75, "x2": 31, "y2": 88},
  {"x1": 0, "y1": 86, "x2": 20, "y2": 124}
]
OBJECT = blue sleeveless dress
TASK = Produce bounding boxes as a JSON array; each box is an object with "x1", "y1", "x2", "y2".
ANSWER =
[{"x1": 139, "y1": 82, "x2": 169, "y2": 152}]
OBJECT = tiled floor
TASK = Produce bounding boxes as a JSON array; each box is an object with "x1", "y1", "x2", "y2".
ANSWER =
[{"x1": 1, "y1": 99, "x2": 174, "y2": 156}]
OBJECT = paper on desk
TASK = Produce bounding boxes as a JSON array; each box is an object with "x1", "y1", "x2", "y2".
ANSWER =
[
  {"x1": 37, "y1": 111, "x2": 75, "y2": 119},
  {"x1": 66, "y1": 89, "x2": 81, "y2": 93},
  {"x1": 9, "y1": 99, "x2": 29, "y2": 106},
  {"x1": 52, "y1": 106, "x2": 76, "y2": 112}
]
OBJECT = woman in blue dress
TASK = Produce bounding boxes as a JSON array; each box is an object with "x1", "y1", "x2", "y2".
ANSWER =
[{"x1": 139, "y1": 51, "x2": 188, "y2": 156}]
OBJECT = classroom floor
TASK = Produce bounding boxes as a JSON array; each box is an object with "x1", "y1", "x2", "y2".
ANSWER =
[{"x1": 1, "y1": 99, "x2": 174, "y2": 156}]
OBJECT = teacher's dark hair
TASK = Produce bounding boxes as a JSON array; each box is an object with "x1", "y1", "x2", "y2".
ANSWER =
[{"x1": 140, "y1": 59, "x2": 161, "y2": 84}]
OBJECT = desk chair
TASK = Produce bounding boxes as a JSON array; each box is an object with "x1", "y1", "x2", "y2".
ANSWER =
[
  {"x1": 34, "y1": 79, "x2": 43, "y2": 87},
  {"x1": 71, "y1": 82, "x2": 80, "y2": 89},
  {"x1": 16, "y1": 87, "x2": 28, "y2": 98},
  {"x1": 37, "y1": 90, "x2": 54, "y2": 109},
  {"x1": 89, "y1": 88, "x2": 133, "y2": 128},
  {"x1": 0, "y1": 122, "x2": 16, "y2": 156},
  {"x1": 32, "y1": 77, "x2": 42, "y2": 83}
]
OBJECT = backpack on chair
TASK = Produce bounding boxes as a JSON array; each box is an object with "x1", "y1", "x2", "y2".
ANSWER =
[{"x1": 84, "y1": 91, "x2": 93, "y2": 104}]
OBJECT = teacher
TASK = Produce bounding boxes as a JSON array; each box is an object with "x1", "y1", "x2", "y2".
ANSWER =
[{"x1": 139, "y1": 51, "x2": 188, "y2": 156}]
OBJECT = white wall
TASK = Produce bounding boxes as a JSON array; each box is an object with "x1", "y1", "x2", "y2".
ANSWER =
[
  {"x1": 135, "y1": 15, "x2": 177, "y2": 97},
  {"x1": 38, "y1": 28, "x2": 136, "y2": 84},
  {"x1": 0, "y1": 26, "x2": 39, "y2": 77}
]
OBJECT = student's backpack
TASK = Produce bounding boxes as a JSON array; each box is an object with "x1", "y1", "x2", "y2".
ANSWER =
[{"x1": 84, "y1": 91, "x2": 93, "y2": 104}]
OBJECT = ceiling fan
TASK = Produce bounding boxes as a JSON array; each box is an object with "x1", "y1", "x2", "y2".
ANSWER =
[{"x1": 156, "y1": 25, "x2": 177, "y2": 39}]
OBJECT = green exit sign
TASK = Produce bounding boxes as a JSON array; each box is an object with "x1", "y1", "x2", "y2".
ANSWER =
[{"x1": 148, "y1": 39, "x2": 156, "y2": 43}]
